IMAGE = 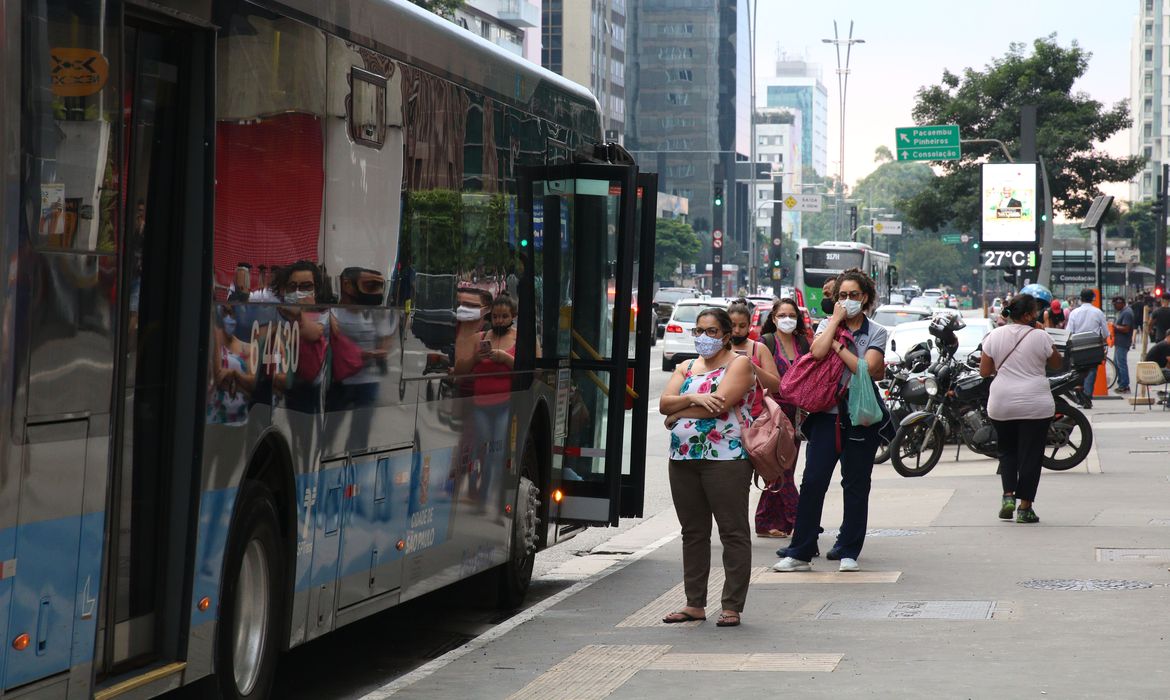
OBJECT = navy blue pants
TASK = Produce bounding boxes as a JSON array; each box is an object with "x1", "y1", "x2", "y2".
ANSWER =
[{"x1": 782, "y1": 411, "x2": 880, "y2": 562}]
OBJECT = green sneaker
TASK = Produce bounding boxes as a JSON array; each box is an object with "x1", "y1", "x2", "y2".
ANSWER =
[
  {"x1": 1016, "y1": 507, "x2": 1040, "y2": 524},
  {"x1": 999, "y1": 496, "x2": 1017, "y2": 520}
]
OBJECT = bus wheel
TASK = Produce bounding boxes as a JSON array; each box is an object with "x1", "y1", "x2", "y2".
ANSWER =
[
  {"x1": 217, "y1": 480, "x2": 285, "y2": 699},
  {"x1": 497, "y1": 440, "x2": 540, "y2": 609}
]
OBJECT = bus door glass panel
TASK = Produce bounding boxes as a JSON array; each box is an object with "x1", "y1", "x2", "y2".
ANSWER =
[
  {"x1": 522, "y1": 165, "x2": 637, "y2": 525},
  {"x1": 106, "y1": 21, "x2": 189, "y2": 669},
  {"x1": 619, "y1": 174, "x2": 658, "y2": 518}
]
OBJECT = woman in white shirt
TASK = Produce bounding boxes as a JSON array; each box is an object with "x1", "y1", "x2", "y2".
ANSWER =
[{"x1": 979, "y1": 294, "x2": 1063, "y2": 523}]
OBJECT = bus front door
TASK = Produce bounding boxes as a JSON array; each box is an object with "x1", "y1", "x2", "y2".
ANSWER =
[{"x1": 518, "y1": 162, "x2": 651, "y2": 527}]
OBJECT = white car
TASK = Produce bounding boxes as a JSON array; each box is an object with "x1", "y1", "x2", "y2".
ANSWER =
[
  {"x1": 662, "y1": 298, "x2": 730, "y2": 371},
  {"x1": 908, "y1": 296, "x2": 941, "y2": 311},
  {"x1": 884, "y1": 318, "x2": 993, "y2": 365},
  {"x1": 922, "y1": 288, "x2": 945, "y2": 300},
  {"x1": 872, "y1": 304, "x2": 932, "y2": 327}
]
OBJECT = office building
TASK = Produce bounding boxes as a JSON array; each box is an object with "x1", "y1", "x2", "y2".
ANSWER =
[
  {"x1": 454, "y1": 0, "x2": 542, "y2": 63},
  {"x1": 625, "y1": 0, "x2": 741, "y2": 244},
  {"x1": 760, "y1": 55, "x2": 829, "y2": 178},
  {"x1": 1131, "y1": 0, "x2": 1167, "y2": 201},
  {"x1": 542, "y1": 0, "x2": 627, "y2": 142},
  {"x1": 751, "y1": 109, "x2": 802, "y2": 234}
]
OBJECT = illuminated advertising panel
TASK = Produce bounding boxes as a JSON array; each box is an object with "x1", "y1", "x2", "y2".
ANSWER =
[{"x1": 980, "y1": 163, "x2": 1037, "y2": 245}]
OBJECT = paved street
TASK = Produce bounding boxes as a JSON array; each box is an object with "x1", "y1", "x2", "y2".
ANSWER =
[{"x1": 356, "y1": 406, "x2": 1170, "y2": 699}]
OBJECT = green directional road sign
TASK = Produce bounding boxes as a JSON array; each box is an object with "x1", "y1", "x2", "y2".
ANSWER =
[
  {"x1": 941, "y1": 233, "x2": 962, "y2": 244},
  {"x1": 895, "y1": 125, "x2": 961, "y2": 161}
]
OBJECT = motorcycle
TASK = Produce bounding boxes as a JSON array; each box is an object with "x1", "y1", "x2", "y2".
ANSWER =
[
  {"x1": 889, "y1": 317, "x2": 1093, "y2": 477},
  {"x1": 873, "y1": 340, "x2": 933, "y2": 464}
]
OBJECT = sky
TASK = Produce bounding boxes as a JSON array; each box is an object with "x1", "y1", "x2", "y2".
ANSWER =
[{"x1": 752, "y1": 0, "x2": 1139, "y2": 198}]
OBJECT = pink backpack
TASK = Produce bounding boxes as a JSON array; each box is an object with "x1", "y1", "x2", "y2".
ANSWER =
[
  {"x1": 779, "y1": 328, "x2": 853, "y2": 413},
  {"x1": 742, "y1": 388, "x2": 798, "y2": 487}
]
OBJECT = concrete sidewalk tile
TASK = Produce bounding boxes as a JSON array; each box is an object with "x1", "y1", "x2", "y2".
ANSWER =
[
  {"x1": 753, "y1": 570, "x2": 902, "y2": 584},
  {"x1": 645, "y1": 652, "x2": 844, "y2": 672}
]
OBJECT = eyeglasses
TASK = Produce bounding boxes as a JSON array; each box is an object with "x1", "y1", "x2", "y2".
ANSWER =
[
  {"x1": 836, "y1": 291, "x2": 864, "y2": 301},
  {"x1": 285, "y1": 281, "x2": 316, "y2": 292},
  {"x1": 690, "y1": 326, "x2": 723, "y2": 337}
]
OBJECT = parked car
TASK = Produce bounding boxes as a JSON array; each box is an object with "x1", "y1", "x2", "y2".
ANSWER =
[
  {"x1": 872, "y1": 304, "x2": 933, "y2": 328},
  {"x1": 908, "y1": 296, "x2": 942, "y2": 311},
  {"x1": 884, "y1": 317, "x2": 993, "y2": 365},
  {"x1": 662, "y1": 298, "x2": 729, "y2": 371},
  {"x1": 653, "y1": 287, "x2": 700, "y2": 338},
  {"x1": 947, "y1": 295, "x2": 961, "y2": 309}
]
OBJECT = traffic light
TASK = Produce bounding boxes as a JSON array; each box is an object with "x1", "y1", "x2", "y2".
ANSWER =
[
  {"x1": 849, "y1": 205, "x2": 858, "y2": 235},
  {"x1": 713, "y1": 185, "x2": 724, "y2": 208},
  {"x1": 1156, "y1": 283, "x2": 1165, "y2": 298},
  {"x1": 1152, "y1": 192, "x2": 1166, "y2": 216}
]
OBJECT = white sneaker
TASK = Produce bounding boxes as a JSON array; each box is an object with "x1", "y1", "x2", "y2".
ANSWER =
[
  {"x1": 772, "y1": 557, "x2": 811, "y2": 572},
  {"x1": 838, "y1": 557, "x2": 859, "y2": 572}
]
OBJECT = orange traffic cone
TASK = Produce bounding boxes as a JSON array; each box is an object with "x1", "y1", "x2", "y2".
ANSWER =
[{"x1": 1093, "y1": 359, "x2": 1108, "y2": 398}]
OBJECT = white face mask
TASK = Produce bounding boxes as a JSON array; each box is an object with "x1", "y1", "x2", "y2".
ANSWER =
[
  {"x1": 284, "y1": 290, "x2": 311, "y2": 304},
  {"x1": 843, "y1": 299, "x2": 863, "y2": 318},
  {"x1": 776, "y1": 317, "x2": 798, "y2": 334},
  {"x1": 455, "y1": 305, "x2": 483, "y2": 322}
]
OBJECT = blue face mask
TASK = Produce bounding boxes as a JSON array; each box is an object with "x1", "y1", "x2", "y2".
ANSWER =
[
  {"x1": 694, "y1": 334, "x2": 725, "y2": 358},
  {"x1": 222, "y1": 314, "x2": 237, "y2": 337}
]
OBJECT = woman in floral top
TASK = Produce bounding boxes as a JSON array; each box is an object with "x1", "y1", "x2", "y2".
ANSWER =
[{"x1": 659, "y1": 307, "x2": 755, "y2": 628}]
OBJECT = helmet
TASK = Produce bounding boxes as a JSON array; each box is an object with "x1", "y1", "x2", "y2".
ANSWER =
[
  {"x1": 1019, "y1": 283, "x2": 1053, "y2": 304},
  {"x1": 927, "y1": 314, "x2": 964, "y2": 356}
]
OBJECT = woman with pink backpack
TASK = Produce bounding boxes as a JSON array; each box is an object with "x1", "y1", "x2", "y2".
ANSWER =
[{"x1": 772, "y1": 268, "x2": 889, "y2": 574}]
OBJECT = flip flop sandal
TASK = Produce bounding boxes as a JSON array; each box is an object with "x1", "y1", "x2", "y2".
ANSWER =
[
  {"x1": 662, "y1": 611, "x2": 706, "y2": 624},
  {"x1": 716, "y1": 612, "x2": 741, "y2": 627},
  {"x1": 755, "y1": 530, "x2": 790, "y2": 538}
]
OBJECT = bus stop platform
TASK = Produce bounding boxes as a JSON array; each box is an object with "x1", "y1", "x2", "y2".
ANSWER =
[{"x1": 362, "y1": 410, "x2": 1170, "y2": 699}]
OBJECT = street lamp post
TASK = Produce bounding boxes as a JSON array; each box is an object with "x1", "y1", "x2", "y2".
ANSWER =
[
  {"x1": 747, "y1": 0, "x2": 759, "y2": 292},
  {"x1": 823, "y1": 21, "x2": 864, "y2": 241}
]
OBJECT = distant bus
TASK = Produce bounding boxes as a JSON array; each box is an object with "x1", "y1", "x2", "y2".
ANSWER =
[
  {"x1": 2, "y1": 1, "x2": 657, "y2": 698},
  {"x1": 795, "y1": 241, "x2": 895, "y2": 316}
]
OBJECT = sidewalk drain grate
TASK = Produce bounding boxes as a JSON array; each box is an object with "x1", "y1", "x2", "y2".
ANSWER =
[
  {"x1": 1096, "y1": 548, "x2": 1170, "y2": 562},
  {"x1": 1019, "y1": 579, "x2": 1154, "y2": 591},
  {"x1": 823, "y1": 528, "x2": 926, "y2": 538},
  {"x1": 815, "y1": 600, "x2": 995, "y2": 620}
]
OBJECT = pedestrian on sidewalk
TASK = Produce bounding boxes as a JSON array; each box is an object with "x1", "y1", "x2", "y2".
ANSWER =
[
  {"x1": 753, "y1": 298, "x2": 807, "y2": 538},
  {"x1": 773, "y1": 269, "x2": 887, "y2": 574},
  {"x1": 1065, "y1": 288, "x2": 1108, "y2": 408},
  {"x1": 1145, "y1": 329, "x2": 1170, "y2": 406},
  {"x1": 979, "y1": 294, "x2": 1064, "y2": 523},
  {"x1": 1151, "y1": 296, "x2": 1170, "y2": 346},
  {"x1": 660, "y1": 307, "x2": 756, "y2": 628},
  {"x1": 1112, "y1": 296, "x2": 1134, "y2": 394}
]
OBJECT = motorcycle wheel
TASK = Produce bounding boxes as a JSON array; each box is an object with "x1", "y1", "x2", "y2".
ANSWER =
[
  {"x1": 890, "y1": 421, "x2": 945, "y2": 477},
  {"x1": 874, "y1": 440, "x2": 892, "y2": 465},
  {"x1": 1042, "y1": 404, "x2": 1093, "y2": 471}
]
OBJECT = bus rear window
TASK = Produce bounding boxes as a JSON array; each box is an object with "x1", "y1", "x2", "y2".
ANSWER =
[{"x1": 802, "y1": 249, "x2": 864, "y2": 270}]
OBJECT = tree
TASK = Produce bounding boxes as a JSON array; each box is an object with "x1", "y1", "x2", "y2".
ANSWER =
[
  {"x1": 902, "y1": 36, "x2": 1143, "y2": 233},
  {"x1": 1108, "y1": 201, "x2": 1159, "y2": 263},
  {"x1": 654, "y1": 218, "x2": 702, "y2": 281},
  {"x1": 410, "y1": 0, "x2": 464, "y2": 17},
  {"x1": 898, "y1": 238, "x2": 964, "y2": 288}
]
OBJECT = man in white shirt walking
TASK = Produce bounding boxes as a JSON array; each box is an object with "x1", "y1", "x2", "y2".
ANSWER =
[{"x1": 1064, "y1": 288, "x2": 1109, "y2": 408}]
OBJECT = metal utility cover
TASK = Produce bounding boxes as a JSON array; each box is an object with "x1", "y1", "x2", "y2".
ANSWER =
[
  {"x1": 815, "y1": 600, "x2": 996, "y2": 620},
  {"x1": 1095, "y1": 548, "x2": 1170, "y2": 562},
  {"x1": 1019, "y1": 579, "x2": 1154, "y2": 591}
]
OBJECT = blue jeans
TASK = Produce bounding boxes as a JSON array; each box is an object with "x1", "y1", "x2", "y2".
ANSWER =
[
  {"x1": 1082, "y1": 365, "x2": 1097, "y2": 397},
  {"x1": 781, "y1": 411, "x2": 880, "y2": 562},
  {"x1": 1115, "y1": 342, "x2": 1131, "y2": 389}
]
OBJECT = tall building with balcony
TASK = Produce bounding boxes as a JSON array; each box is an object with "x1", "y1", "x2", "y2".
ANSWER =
[
  {"x1": 760, "y1": 55, "x2": 829, "y2": 178},
  {"x1": 625, "y1": 0, "x2": 741, "y2": 244},
  {"x1": 1131, "y1": 0, "x2": 1166, "y2": 201},
  {"x1": 542, "y1": 0, "x2": 627, "y2": 142},
  {"x1": 751, "y1": 110, "x2": 802, "y2": 235},
  {"x1": 454, "y1": 0, "x2": 542, "y2": 63}
]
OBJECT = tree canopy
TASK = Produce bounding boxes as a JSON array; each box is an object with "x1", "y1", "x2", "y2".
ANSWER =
[
  {"x1": 902, "y1": 35, "x2": 1143, "y2": 233},
  {"x1": 410, "y1": 0, "x2": 464, "y2": 18},
  {"x1": 654, "y1": 218, "x2": 702, "y2": 281}
]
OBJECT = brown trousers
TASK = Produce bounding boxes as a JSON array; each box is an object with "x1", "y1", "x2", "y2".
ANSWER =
[{"x1": 668, "y1": 458, "x2": 754, "y2": 612}]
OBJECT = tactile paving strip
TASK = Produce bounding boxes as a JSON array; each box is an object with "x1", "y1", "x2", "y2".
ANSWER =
[
  {"x1": 507, "y1": 645, "x2": 671, "y2": 700},
  {"x1": 646, "y1": 652, "x2": 844, "y2": 672},
  {"x1": 617, "y1": 568, "x2": 769, "y2": 627},
  {"x1": 816, "y1": 600, "x2": 996, "y2": 620},
  {"x1": 1095, "y1": 548, "x2": 1170, "y2": 562}
]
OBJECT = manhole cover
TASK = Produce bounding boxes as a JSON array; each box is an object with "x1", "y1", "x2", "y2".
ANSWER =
[
  {"x1": 1149, "y1": 519, "x2": 1170, "y2": 527},
  {"x1": 823, "y1": 528, "x2": 926, "y2": 538},
  {"x1": 1096, "y1": 548, "x2": 1170, "y2": 562},
  {"x1": 1019, "y1": 579, "x2": 1155, "y2": 591},
  {"x1": 815, "y1": 600, "x2": 995, "y2": 620}
]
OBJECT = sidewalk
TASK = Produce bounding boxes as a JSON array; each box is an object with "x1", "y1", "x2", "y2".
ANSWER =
[{"x1": 368, "y1": 410, "x2": 1170, "y2": 699}]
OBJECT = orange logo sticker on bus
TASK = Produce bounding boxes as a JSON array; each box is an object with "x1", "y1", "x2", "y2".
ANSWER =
[{"x1": 50, "y1": 48, "x2": 109, "y2": 97}]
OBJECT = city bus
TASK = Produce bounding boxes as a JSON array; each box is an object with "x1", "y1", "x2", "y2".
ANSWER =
[
  {"x1": 795, "y1": 241, "x2": 895, "y2": 316},
  {"x1": 0, "y1": 1, "x2": 656, "y2": 698}
]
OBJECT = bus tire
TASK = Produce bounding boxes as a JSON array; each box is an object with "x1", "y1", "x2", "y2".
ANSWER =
[
  {"x1": 496, "y1": 439, "x2": 539, "y2": 609},
  {"x1": 216, "y1": 479, "x2": 285, "y2": 700}
]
